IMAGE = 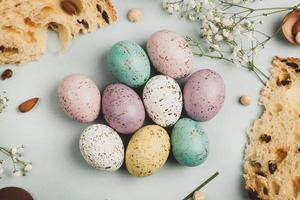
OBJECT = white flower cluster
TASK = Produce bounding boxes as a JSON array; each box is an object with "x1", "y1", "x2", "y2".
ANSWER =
[
  {"x1": 162, "y1": 0, "x2": 263, "y2": 67},
  {"x1": 0, "y1": 92, "x2": 8, "y2": 113},
  {"x1": 0, "y1": 145, "x2": 32, "y2": 178}
]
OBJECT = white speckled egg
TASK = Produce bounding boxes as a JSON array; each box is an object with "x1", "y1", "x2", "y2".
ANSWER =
[
  {"x1": 79, "y1": 124, "x2": 124, "y2": 172},
  {"x1": 143, "y1": 75, "x2": 183, "y2": 127},
  {"x1": 147, "y1": 30, "x2": 193, "y2": 79},
  {"x1": 57, "y1": 74, "x2": 101, "y2": 123}
]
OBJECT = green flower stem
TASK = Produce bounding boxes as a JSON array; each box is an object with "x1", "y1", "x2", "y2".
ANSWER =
[
  {"x1": 0, "y1": 147, "x2": 10, "y2": 155},
  {"x1": 193, "y1": 49, "x2": 268, "y2": 85},
  {"x1": 183, "y1": 171, "x2": 219, "y2": 200}
]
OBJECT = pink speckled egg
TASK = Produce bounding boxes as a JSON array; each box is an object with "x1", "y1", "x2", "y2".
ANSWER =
[
  {"x1": 147, "y1": 30, "x2": 193, "y2": 79},
  {"x1": 57, "y1": 74, "x2": 101, "y2": 123},
  {"x1": 102, "y1": 83, "x2": 145, "y2": 134},
  {"x1": 183, "y1": 69, "x2": 225, "y2": 122}
]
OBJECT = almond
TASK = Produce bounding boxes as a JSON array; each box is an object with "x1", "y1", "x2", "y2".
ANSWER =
[{"x1": 18, "y1": 98, "x2": 39, "y2": 113}]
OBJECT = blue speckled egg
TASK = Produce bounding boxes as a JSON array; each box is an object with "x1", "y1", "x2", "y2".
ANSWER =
[
  {"x1": 106, "y1": 41, "x2": 151, "y2": 87},
  {"x1": 171, "y1": 118, "x2": 209, "y2": 167}
]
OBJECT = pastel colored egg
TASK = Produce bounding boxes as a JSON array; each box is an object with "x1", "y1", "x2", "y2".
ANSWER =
[
  {"x1": 147, "y1": 30, "x2": 193, "y2": 79},
  {"x1": 102, "y1": 83, "x2": 145, "y2": 134},
  {"x1": 107, "y1": 40, "x2": 151, "y2": 87},
  {"x1": 125, "y1": 125, "x2": 170, "y2": 177},
  {"x1": 171, "y1": 118, "x2": 209, "y2": 167},
  {"x1": 57, "y1": 74, "x2": 101, "y2": 123},
  {"x1": 143, "y1": 75, "x2": 183, "y2": 127},
  {"x1": 183, "y1": 69, "x2": 225, "y2": 121},
  {"x1": 79, "y1": 124, "x2": 124, "y2": 171}
]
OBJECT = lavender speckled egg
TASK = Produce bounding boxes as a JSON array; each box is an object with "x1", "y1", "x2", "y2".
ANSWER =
[
  {"x1": 147, "y1": 30, "x2": 193, "y2": 79},
  {"x1": 143, "y1": 75, "x2": 183, "y2": 127},
  {"x1": 79, "y1": 124, "x2": 124, "y2": 171},
  {"x1": 183, "y1": 69, "x2": 225, "y2": 121},
  {"x1": 102, "y1": 83, "x2": 145, "y2": 134},
  {"x1": 57, "y1": 74, "x2": 101, "y2": 123}
]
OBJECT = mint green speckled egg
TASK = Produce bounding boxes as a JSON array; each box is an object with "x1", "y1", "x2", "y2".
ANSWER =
[
  {"x1": 106, "y1": 41, "x2": 151, "y2": 87},
  {"x1": 171, "y1": 118, "x2": 209, "y2": 167}
]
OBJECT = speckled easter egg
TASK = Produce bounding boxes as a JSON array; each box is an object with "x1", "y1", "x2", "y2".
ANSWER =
[
  {"x1": 125, "y1": 125, "x2": 170, "y2": 177},
  {"x1": 79, "y1": 124, "x2": 124, "y2": 171},
  {"x1": 143, "y1": 75, "x2": 182, "y2": 127},
  {"x1": 57, "y1": 74, "x2": 101, "y2": 123},
  {"x1": 184, "y1": 69, "x2": 225, "y2": 122},
  {"x1": 172, "y1": 118, "x2": 209, "y2": 167},
  {"x1": 107, "y1": 41, "x2": 151, "y2": 87},
  {"x1": 147, "y1": 30, "x2": 193, "y2": 79},
  {"x1": 102, "y1": 83, "x2": 145, "y2": 134}
]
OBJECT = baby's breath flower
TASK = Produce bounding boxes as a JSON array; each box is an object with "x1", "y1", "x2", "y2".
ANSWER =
[
  {"x1": 0, "y1": 167, "x2": 4, "y2": 175},
  {"x1": 222, "y1": 18, "x2": 233, "y2": 27},
  {"x1": 0, "y1": 92, "x2": 8, "y2": 114},
  {"x1": 24, "y1": 164, "x2": 33, "y2": 172},
  {"x1": 222, "y1": 29, "x2": 230, "y2": 38},
  {"x1": 0, "y1": 146, "x2": 32, "y2": 178},
  {"x1": 214, "y1": 34, "x2": 223, "y2": 41},
  {"x1": 10, "y1": 147, "x2": 18, "y2": 155},
  {"x1": 162, "y1": 0, "x2": 300, "y2": 84},
  {"x1": 12, "y1": 170, "x2": 23, "y2": 177},
  {"x1": 167, "y1": 5, "x2": 174, "y2": 14}
]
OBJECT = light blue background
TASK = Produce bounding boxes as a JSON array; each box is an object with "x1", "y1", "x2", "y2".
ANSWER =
[{"x1": 1, "y1": 0, "x2": 299, "y2": 199}]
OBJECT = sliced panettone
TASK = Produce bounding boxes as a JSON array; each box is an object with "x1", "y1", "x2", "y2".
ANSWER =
[
  {"x1": 0, "y1": 0, "x2": 117, "y2": 64},
  {"x1": 244, "y1": 56, "x2": 300, "y2": 200}
]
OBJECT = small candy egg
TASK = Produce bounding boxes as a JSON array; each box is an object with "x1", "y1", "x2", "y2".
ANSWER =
[
  {"x1": 147, "y1": 30, "x2": 193, "y2": 79},
  {"x1": 107, "y1": 41, "x2": 151, "y2": 87},
  {"x1": 143, "y1": 75, "x2": 182, "y2": 127},
  {"x1": 102, "y1": 83, "x2": 145, "y2": 134},
  {"x1": 183, "y1": 69, "x2": 225, "y2": 122},
  {"x1": 172, "y1": 118, "x2": 209, "y2": 167},
  {"x1": 125, "y1": 125, "x2": 170, "y2": 177},
  {"x1": 57, "y1": 74, "x2": 101, "y2": 123},
  {"x1": 79, "y1": 124, "x2": 124, "y2": 171}
]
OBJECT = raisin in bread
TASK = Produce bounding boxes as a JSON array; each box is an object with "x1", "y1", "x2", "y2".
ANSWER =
[
  {"x1": 244, "y1": 56, "x2": 300, "y2": 200},
  {"x1": 0, "y1": 0, "x2": 117, "y2": 64}
]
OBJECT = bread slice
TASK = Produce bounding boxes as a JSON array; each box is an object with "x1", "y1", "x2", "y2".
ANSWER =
[
  {"x1": 244, "y1": 56, "x2": 300, "y2": 200},
  {"x1": 0, "y1": 0, "x2": 117, "y2": 64}
]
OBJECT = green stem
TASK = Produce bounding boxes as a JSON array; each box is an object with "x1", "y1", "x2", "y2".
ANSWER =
[
  {"x1": 0, "y1": 147, "x2": 10, "y2": 155},
  {"x1": 220, "y1": 1, "x2": 300, "y2": 11},
  {"x1": 252, "y1": 68, "x2": 266, "y2": 85},
  {"x1": 247, "y1": 8, "x2": 293, "y2": 18},
  {"x1": 252, "y1": 65, "x2": 269, "y2": 80},
  {"x1": 183, "y1": 172, "x2": 219, "y2": 200}
]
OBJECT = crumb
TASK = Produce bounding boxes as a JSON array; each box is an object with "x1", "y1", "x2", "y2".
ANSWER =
[
  {"x1": 193, "y1": 191, "x2": 205, "y2": 200},
  {"x1": 239, "y1": 95, "x2": 252, "y2": 106},
  {"x1": 127, "y1": 8, "x2": 142, "y2": 23}
]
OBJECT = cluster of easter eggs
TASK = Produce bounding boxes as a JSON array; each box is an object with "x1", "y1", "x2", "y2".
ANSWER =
[{"x1": 57, "y1": 30, "x2": 226, "y2": 177}]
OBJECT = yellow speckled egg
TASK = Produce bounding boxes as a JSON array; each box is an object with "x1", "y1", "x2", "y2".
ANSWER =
[{"x1": 125, "y1": 125, "x2": 170, "y2": 177}]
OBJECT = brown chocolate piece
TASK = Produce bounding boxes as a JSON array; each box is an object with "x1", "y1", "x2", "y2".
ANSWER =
[
  {"x1": 286, "y1": 62, "x2": 299, "y2": 69},
  {"x1": 268, "y1": 161, "x2": 277, "y2": 174},
  {"x1": 102, "y1": 11, "x2": 110, "y2": 24},
  {"x1": 1, "y1": 69, "x2": 13, "y2": 80},
  {"x1": 0, "y1": 187, "x2": 33, "y2": 200},
  {"x1": 61, "y1": 0, "x2": 78, "y2": 15},
  {"x1": 259, "y1": 134, "x2": 271, "y2": 143},
  {"x1": 281, "y1": 79, "x2": 291, "y2": 86},
  {"x1": 77, "y1": 19, "x2": 89, "y2": 29},
  {"x1": 247, "y1": 189, "x2": 262, "y2": 200}
]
